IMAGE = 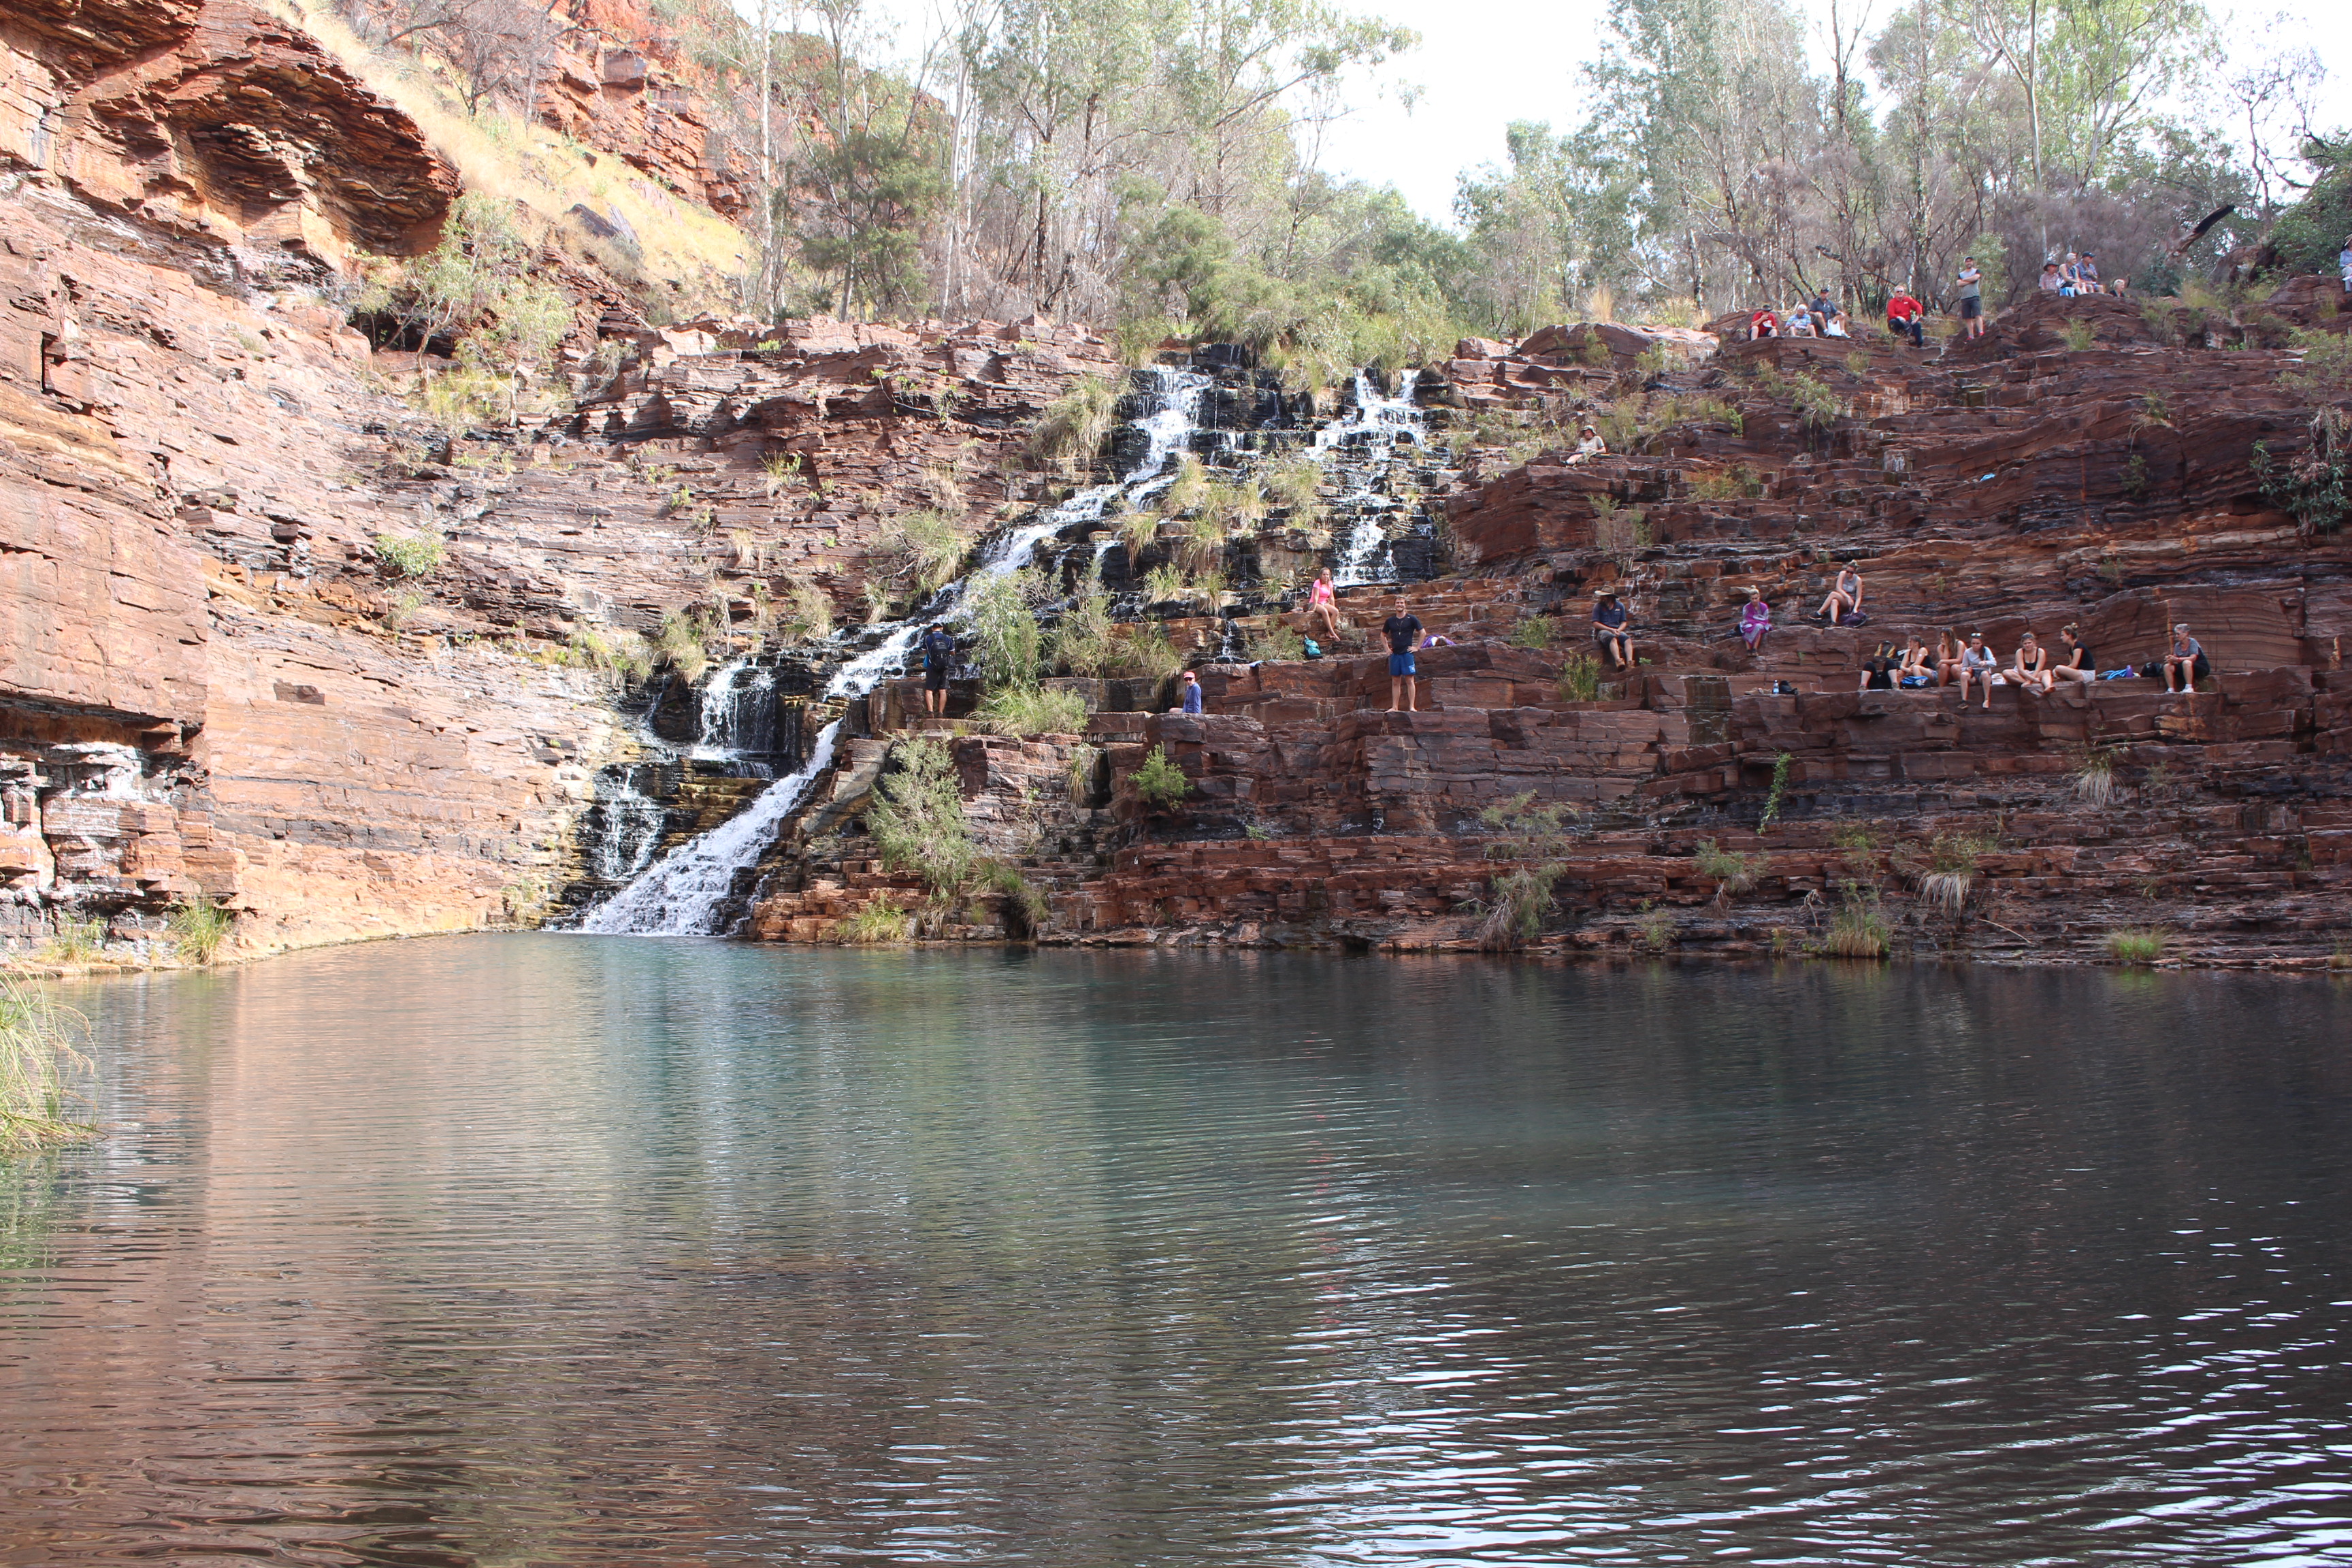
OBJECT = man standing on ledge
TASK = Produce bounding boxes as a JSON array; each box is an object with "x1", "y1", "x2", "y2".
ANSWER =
[
  {"x1": 919, "y1": 622, "x2": 956, "y2": 717},
  {"x1": 1382, "y1": 595, "x2": 1424, "y2": 713}
]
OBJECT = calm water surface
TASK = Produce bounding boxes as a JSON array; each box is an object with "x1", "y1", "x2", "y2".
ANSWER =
[{"x1": 3, "y1": 938, "x2": 2351, "y2": 1565}]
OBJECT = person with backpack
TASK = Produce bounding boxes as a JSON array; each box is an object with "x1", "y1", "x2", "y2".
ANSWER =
[{"x1": 918, "y1": 623, "x2": 956, "y2": 716}]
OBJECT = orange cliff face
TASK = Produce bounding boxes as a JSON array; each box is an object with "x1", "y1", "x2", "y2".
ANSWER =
[{"x1": 0, "y1": 0, "x2": 636, "y2": 958}]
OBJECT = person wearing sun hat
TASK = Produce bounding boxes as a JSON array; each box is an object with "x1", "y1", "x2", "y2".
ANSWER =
[{"x1": 1591, "y1": 587, "x2": 1635, "y2": 670}]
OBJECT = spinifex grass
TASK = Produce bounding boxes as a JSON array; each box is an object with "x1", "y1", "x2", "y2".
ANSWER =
[{"x1": 1, "y1": 979, "x2": 96, "y2": 1157}]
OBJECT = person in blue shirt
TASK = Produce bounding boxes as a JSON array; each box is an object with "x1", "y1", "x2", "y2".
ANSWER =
[
  {"x1": 1591, "y1": 588, "x2": 1635, "y2": 670},
  {"x1": 1174, "y1": 670, "x2": 1204, "y2": 715}
]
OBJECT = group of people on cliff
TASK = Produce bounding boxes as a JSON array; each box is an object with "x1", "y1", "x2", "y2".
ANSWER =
[{"x1": 1747, "y1": 246, "x2": 2146, "y2": 349}]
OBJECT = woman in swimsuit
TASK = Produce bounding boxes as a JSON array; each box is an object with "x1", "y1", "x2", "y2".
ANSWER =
[
  {"x1": 1897, "y1": 635, "x2": 1933, "y2": 682},
  {"x1": 1934, "y1": 630, "x2": 1965, "y2": 687},
  {"x1": 1305, "y1": 568, "x2": 1341, "y2": 641},
  {"x1": 2006, "y1": 632, "x2": 2055, "y2": 695}
]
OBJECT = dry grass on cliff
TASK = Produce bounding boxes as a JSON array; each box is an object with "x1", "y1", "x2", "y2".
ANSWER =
[{"x1": 277, "y1": 0, "x2": 746, "y2": 287}]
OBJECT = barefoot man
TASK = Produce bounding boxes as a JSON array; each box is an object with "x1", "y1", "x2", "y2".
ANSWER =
[{"x1": 1382, "y1": 595, "x2": 1425, "y2": 713}]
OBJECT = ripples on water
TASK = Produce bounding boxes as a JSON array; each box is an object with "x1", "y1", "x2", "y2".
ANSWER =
[{"x1": 2, "y1": 940, "x2": 2349, "y2": 1565}]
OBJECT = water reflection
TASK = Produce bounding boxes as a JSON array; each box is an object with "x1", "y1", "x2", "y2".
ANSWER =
[{"x1": 1, "y1": 940, "x2": 2347, "y2": 1564}]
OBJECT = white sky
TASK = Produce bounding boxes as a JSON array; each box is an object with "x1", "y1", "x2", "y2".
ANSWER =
[{"x1": 840, "y1": 0, "x2": 2352, "y2": 227}]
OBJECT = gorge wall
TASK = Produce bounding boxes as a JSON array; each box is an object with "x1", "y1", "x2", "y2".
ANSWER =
[{"x1": 2, "y1": 0, "x2": 2347, "y2": 972}]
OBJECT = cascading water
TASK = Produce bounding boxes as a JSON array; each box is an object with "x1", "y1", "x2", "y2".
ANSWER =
[
  {"x1": 578, "y1": 368, "x2": 1213, "y2": 936},
  {"x1": 1317, "y1": 370, "x2": 1426, "y2": 586}
]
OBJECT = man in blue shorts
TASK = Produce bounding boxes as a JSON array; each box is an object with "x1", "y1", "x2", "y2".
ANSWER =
[{"x1": 1382, "y1": 594, "x2": 1424, "y2": 713}]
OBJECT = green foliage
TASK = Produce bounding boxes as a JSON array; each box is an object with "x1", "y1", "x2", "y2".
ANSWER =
[
  {"x1": 966, "y1": 568, "x2": 1045, "y2": 689},
  {"x1": 1050, "y1": 586, "x2": 1118, "y2": 676},
  {"x1": 1760, "y1": 751, "x2": 1793, "y2": 830},
  {"x1": 2268, "y1": 138, "x2": 2352, "y2": 278},
  {"x1": 868, "y1": 738, "x2": 975, "y2": 895},
  {"x1": 1694, "y1": 838, "x2": 1760, "y2": 903},
  {"x1": 2251, "y1": 408, "x2": 2349, "y2": 537},
  {"x1": 1113, "y1": 625, "x2": 1186, "y2": 681},
  {"x1": 1506, "y1": 613, "x2": 1557, "y2": 650},
  {"x1": 1130, "y1": 745, "x2": 1192, "y2": 807},
  {"x1": 837, "y1": 902, "x2": 914, "y2": 944},
  {"x1": 2107, "y1": 927, "x2": 2167, "y2": 964},
  {"x1": 887, "y1": 508, "x2": 970, "y2": 601},
  {"x1": 360, "y1": 193, "x2": 570, "y2": 427},
  {"x1": 975, "y1": 685, "x2": 1089, "y2": 736},
  {"x1": 657, "y1": 609, "x2": 713, "y2": 681},
  {"x1": 2284, "y1": 329, "x2": 2352, "y2": 397},
  {"x1": 2060, "y1": 318, "x2": 2096, "y2": 352},
  {"x1": 1245, "y1": 621, "x2": 1305, "y2": 662},
  {"x1": 1066, "y1": 742, "x2": 1103, "y2": 801},
  {"x1": 43, "y1": 917, "x2": 105, "y2": 966},
  {"x1": 0, "y1": 978, "x2": 95, "y2": 1156},
  {"x1": 981, "y1": 860, "x2": 1052, "y2": 938},
  {"x1": 374, "y1": 529, "x2": 446, "y2": 578},
  {"x1": 1028, "y1": 376, "x2": 1120, "y2": 474},
  {"x1": 1475, "y1": 789, "x2": 1580, "y2": 948},
  {"x1": 1918, "y1": 830, "x2": 1993, "y2": 913},
  {"x1": 1823, "y1": 882, "x2": 1890, "y2": 959},
  {"x1": 1788, "y1": 372, "x2": 1842, "y2": 429},
  {"x1": 1262, "y1": 456, "x2": 1325, "y2": 524},
  {"x1": 169, "y1": 900, "x2": 235, "y2": 965},
  {"x1": 1557, "y1": 653, "x2": 1603, "y2": 702}
]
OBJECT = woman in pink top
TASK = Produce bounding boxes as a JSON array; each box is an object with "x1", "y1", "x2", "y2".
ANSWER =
[
  {"x1": 1739, "y1": 587, "x2": 1771, "y2": 652},
  {"x1": 1306, "y1": 568, "x2": 1341, "y2": 640}
]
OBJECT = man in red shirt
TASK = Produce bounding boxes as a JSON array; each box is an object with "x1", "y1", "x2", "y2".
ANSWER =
[{"x1": 1884, "y1": 291, "x2": 1925, "y2": 348}]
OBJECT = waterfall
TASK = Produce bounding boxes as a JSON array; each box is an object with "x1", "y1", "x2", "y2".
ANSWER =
[
  {"x1": 1320, "y1": 370, "x2": 1425, "y2": 587},
  {"x1": 577, "y1": 368, "x2": 1214, "y2": 936}
]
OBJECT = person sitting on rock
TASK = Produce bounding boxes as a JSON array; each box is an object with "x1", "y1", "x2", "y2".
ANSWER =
[
  {"x1": 1859, "y1": 642, "x2": 1898, "y2": 691},
  {"x1": 1739, "y1": 587, "x2": 1771, "y2": 653},
  {"x1": 2076, "y1": 252, "x2": 2102, "y2": 293},
  {"x1": 1171, "y1": 670, "x2": 1204, "y2": 715},
  {"x1": 2039, "y1": 260, "x2": 2065, "y2": 293},
  {"x1": 1751, "y1": 308, "x2": 1779, "y2": 340},
  {"x1": 1383, "y1": 595, "x2": 1426, "y2": 713},
  {"x1": 2162, "y1": 623, "x2": 2209, "y2": 695},
  {"x1": 1957, "y1": 631, "x2": 2000, "y2": 710},
  {"x1": 1897, "y1": 635, "x2": 1935, "y2": 683},
  {"x1": 1305, "y1": 567, "x2": 1341, "y2": 642},
  {"x1": 1786, "y1": 307, "x2": 1817, "y2": 338},
  {"x1": 1884, "y1": 290, "x2": 1925, "y2": 347},
  {"x1": 1591, "y1": 589, "x2": 1635, "y2": 670},
  {"x1": 1811, "y1": 290, "x2": 1844, "y2": 333},
  {"x1": 2006, "y1": 631, "x2": 2056, "y2": 696},
  {"x1": 1569, "y1": 422, "x2": 1607, "y2": 462},
  {"x1": 2057, "y1": 252, "x2": 2082, "y2": 297},
  {"x1": 1933, "y1": 630, "x2": 1966, "y2": 687},
  {"x1": 2055, "y1": 623, "x2": 2097, "y2": 684},
  {"x1": 1817, "y1": 562, "x2": 1864, "y2": 625}
]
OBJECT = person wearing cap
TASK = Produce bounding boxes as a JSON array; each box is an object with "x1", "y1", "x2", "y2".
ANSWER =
[
  {"x1": 2076, "y1": 252, "x2": 2100, "y2": 292},
  {"x1": 1591, "y1": 588, "x2": 1635, "y2": 670},
  {"x1": 1956, "y1": 631, "x2": 1999, "y2": 709},
  {"x1": 1171, "y1": 670, "x2": 1204, "y2": 715},
  {"x1": 2162, "y1": 623, "x2": 2208, "y2": 695}
]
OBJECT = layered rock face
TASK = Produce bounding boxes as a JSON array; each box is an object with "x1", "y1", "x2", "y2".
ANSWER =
[
  {"x1": 0, "y1": 0, "x2": 1122, "y2": 960},
  {"x1": 745, "y1": 293, "x2": 2350, "y2": 970}
]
